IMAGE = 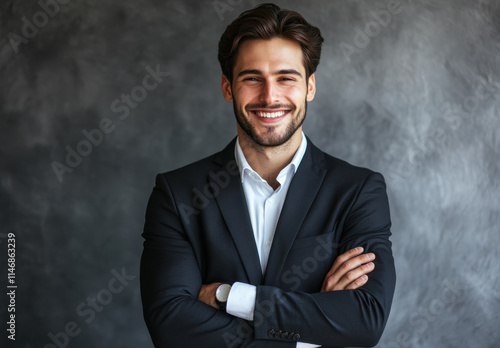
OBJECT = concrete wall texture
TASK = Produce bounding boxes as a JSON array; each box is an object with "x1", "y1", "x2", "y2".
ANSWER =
[{"x1": 1, "y1": 0, "x2": 499, "y2": 347}]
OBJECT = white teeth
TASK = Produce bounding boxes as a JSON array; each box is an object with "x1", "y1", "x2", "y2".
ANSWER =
[{"x1": 255, "y1": 111, "x2": 286, "y2": 118}]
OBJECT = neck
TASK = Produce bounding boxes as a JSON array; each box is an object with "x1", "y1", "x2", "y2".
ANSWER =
[{"x1": 237, "y1": 128, "x2": 302, "y2": 190}]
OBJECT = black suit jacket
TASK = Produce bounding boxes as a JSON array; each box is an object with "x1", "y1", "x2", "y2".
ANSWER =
[{"x1": 141, "y1": 137, "x2": 396, "y2": 348}]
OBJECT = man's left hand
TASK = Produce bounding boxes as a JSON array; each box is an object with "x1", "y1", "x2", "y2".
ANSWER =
[{"x1": 198, "y1": 282, "x2": 221, "y2": 309}]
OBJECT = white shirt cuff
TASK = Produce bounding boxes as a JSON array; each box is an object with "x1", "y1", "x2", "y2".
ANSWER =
[
  {"x1": 226, "y1": 282, "x2": 256, "y2": 321},
  {"x1": 296, "y1": 343, "x2": 321, "y2": 348}
]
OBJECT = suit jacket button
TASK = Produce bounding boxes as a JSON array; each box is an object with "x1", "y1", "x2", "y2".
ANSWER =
[
  {"x1": 268, "y1": 329, "x2": 276, "y2": 338},
  {"x1": 275, "y1": 330, "x2": 283, "y2": 338},
  {"x1": 281, "y1": 331, "x2": 289, "y2": 339},
  {"x1": 293, "y1": 333, "x2": 301, "y2": 341}
]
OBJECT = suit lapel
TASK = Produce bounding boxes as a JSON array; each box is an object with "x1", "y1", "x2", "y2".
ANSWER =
[
  {"x1": 263, "y1": 140, "x2": 327, "y2": 286},
  {"x1": 211, "y1": 139, "x2": 263, "y2": 285}
]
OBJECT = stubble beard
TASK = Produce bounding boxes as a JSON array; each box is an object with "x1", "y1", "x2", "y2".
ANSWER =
[{"x1": 233, "y1": 99, "x2": 307, "y2": 148}]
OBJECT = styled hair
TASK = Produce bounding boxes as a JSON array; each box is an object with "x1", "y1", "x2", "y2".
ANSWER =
[{"x1": 218, "y1": 3, "x2": 324, "y2": 82}]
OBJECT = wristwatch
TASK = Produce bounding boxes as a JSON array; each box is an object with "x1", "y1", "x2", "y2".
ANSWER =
[{"x1": 215, "y1": 283, "x2": 232, "y2": 311}]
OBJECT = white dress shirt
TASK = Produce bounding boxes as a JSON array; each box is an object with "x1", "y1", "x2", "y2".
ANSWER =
[{"x1": 226, "y1": 132, "x2": 320, "y2": 348}]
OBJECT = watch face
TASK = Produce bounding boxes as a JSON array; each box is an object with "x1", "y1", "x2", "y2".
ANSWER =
[{"x1": 216, "y1": 284, "x2": 231, "y2": 302}]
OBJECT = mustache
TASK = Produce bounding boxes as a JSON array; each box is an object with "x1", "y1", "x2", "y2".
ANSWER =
[{"x1": 246, "y1": 103, "x2": 295, "y2": 110}]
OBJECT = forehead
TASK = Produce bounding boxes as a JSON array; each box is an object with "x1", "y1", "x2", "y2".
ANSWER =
[{"x1": 233, "y1": 37, "x2": 305, "y2": 74}]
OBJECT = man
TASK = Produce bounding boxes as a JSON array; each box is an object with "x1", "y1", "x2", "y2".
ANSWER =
[{"x1": 141, "y1": 3, "x2": 396, "y2": 347}]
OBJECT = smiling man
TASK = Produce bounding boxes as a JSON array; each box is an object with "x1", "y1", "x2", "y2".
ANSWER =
[
  {"x1": 228, "y1": 37, "x2": 311, "y2": 145},
  {"x1": 141, "y1": 3, "x2": 396, "y2": 348}
]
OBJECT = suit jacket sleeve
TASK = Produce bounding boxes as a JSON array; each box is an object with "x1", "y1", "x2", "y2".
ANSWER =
[
  {"x1": 140, "y1": 174, "x2": 293, "y2": 348},
  {"x1": 253, "y1": 172, "x2": 396, "y2": 347}
]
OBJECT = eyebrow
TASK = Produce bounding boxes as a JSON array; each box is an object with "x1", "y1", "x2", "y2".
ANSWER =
[{"x1": 237, "y1": 69, "x2": 303, "y2": 78}]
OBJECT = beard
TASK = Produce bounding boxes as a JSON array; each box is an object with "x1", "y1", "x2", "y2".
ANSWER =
[{"x1": 233, "y1": 99, "x2": 307, "y2": 147}]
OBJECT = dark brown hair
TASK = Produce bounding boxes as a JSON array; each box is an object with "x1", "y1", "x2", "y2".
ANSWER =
[{"x1": 218, "y1": 3, "x2": 324, "y2": 82}]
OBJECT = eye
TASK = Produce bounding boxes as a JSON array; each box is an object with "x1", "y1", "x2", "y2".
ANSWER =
[{"x1": 243, "y1": 77, "x2": 259, "y2": 82}]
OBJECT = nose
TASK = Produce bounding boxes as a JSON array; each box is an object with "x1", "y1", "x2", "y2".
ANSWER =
[{"x1": 259, "y1": 80, "x2": 280, "y2": 105}]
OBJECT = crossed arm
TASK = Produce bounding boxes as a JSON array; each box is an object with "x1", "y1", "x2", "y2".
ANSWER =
[
  {"x1": 141, "y1": 172, "x2": 395, "y2": 347},
  {"x1": 197, "y1": 248, "x2": 376, "y2": 348},
  {"x1": 198, "y1": 247, "x2": 376, "y2": 308}
]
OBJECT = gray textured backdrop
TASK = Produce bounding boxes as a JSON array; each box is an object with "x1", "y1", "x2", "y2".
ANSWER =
[{"x1": 1, "y1": 0, "x2": 499, "y2": 347}]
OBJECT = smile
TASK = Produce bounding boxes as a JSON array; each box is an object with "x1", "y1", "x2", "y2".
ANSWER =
[{"x1": 252, "y1": 110, "x2": 290, "y2": 118}]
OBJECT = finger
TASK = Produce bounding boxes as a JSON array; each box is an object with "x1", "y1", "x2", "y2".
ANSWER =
[
  {"x1": 322, "y1": 249, "x2": 365, "y2": 292},
  {"x1": 322, "y1": 262, "x2": 374, "y2": 292},
  {"x1": 322, "y1": 258, "x2": 375, "y2": 292},
  {"x1": 324, "y1": 252, "x2": 375, "y2": 287},
  {"x1": 326, "y1": 262, "x2": 375, "y2": 291},
  {"x1": 345, "y1": 275, "x2": 369, "y2": 290},
  {"x1": 324, "y1": 247, "x2": 365, "y2": 280}
]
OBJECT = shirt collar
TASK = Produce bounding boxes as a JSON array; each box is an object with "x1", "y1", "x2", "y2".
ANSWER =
[{"x1": 234, "y1": 132, "x2": 308, "y2": 183}]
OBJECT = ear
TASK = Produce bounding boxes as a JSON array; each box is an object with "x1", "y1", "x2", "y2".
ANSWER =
[
  {"x1": 306, "y1": 73, "x2": 316, "y2": 102},
  {"x1": 221, "y1": 74, "x2": 233, "y2": 102}
]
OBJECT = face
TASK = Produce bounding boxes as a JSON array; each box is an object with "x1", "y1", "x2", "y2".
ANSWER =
[{"x1": 221, "y1": 37, "x2": 316, "y2": 147}]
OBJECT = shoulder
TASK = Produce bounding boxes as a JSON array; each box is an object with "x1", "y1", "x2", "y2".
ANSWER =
[
  {"x1": 308, "y1": 139, "x2": 386, "y2": 188},
  {"x1": 156, "y1": 139, "x2": 237, "y2": 188}
]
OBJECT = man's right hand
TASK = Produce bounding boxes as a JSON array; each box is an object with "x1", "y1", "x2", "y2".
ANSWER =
[{"x1": 321, "y1": 247, "x2": 375, "y2": 292}]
